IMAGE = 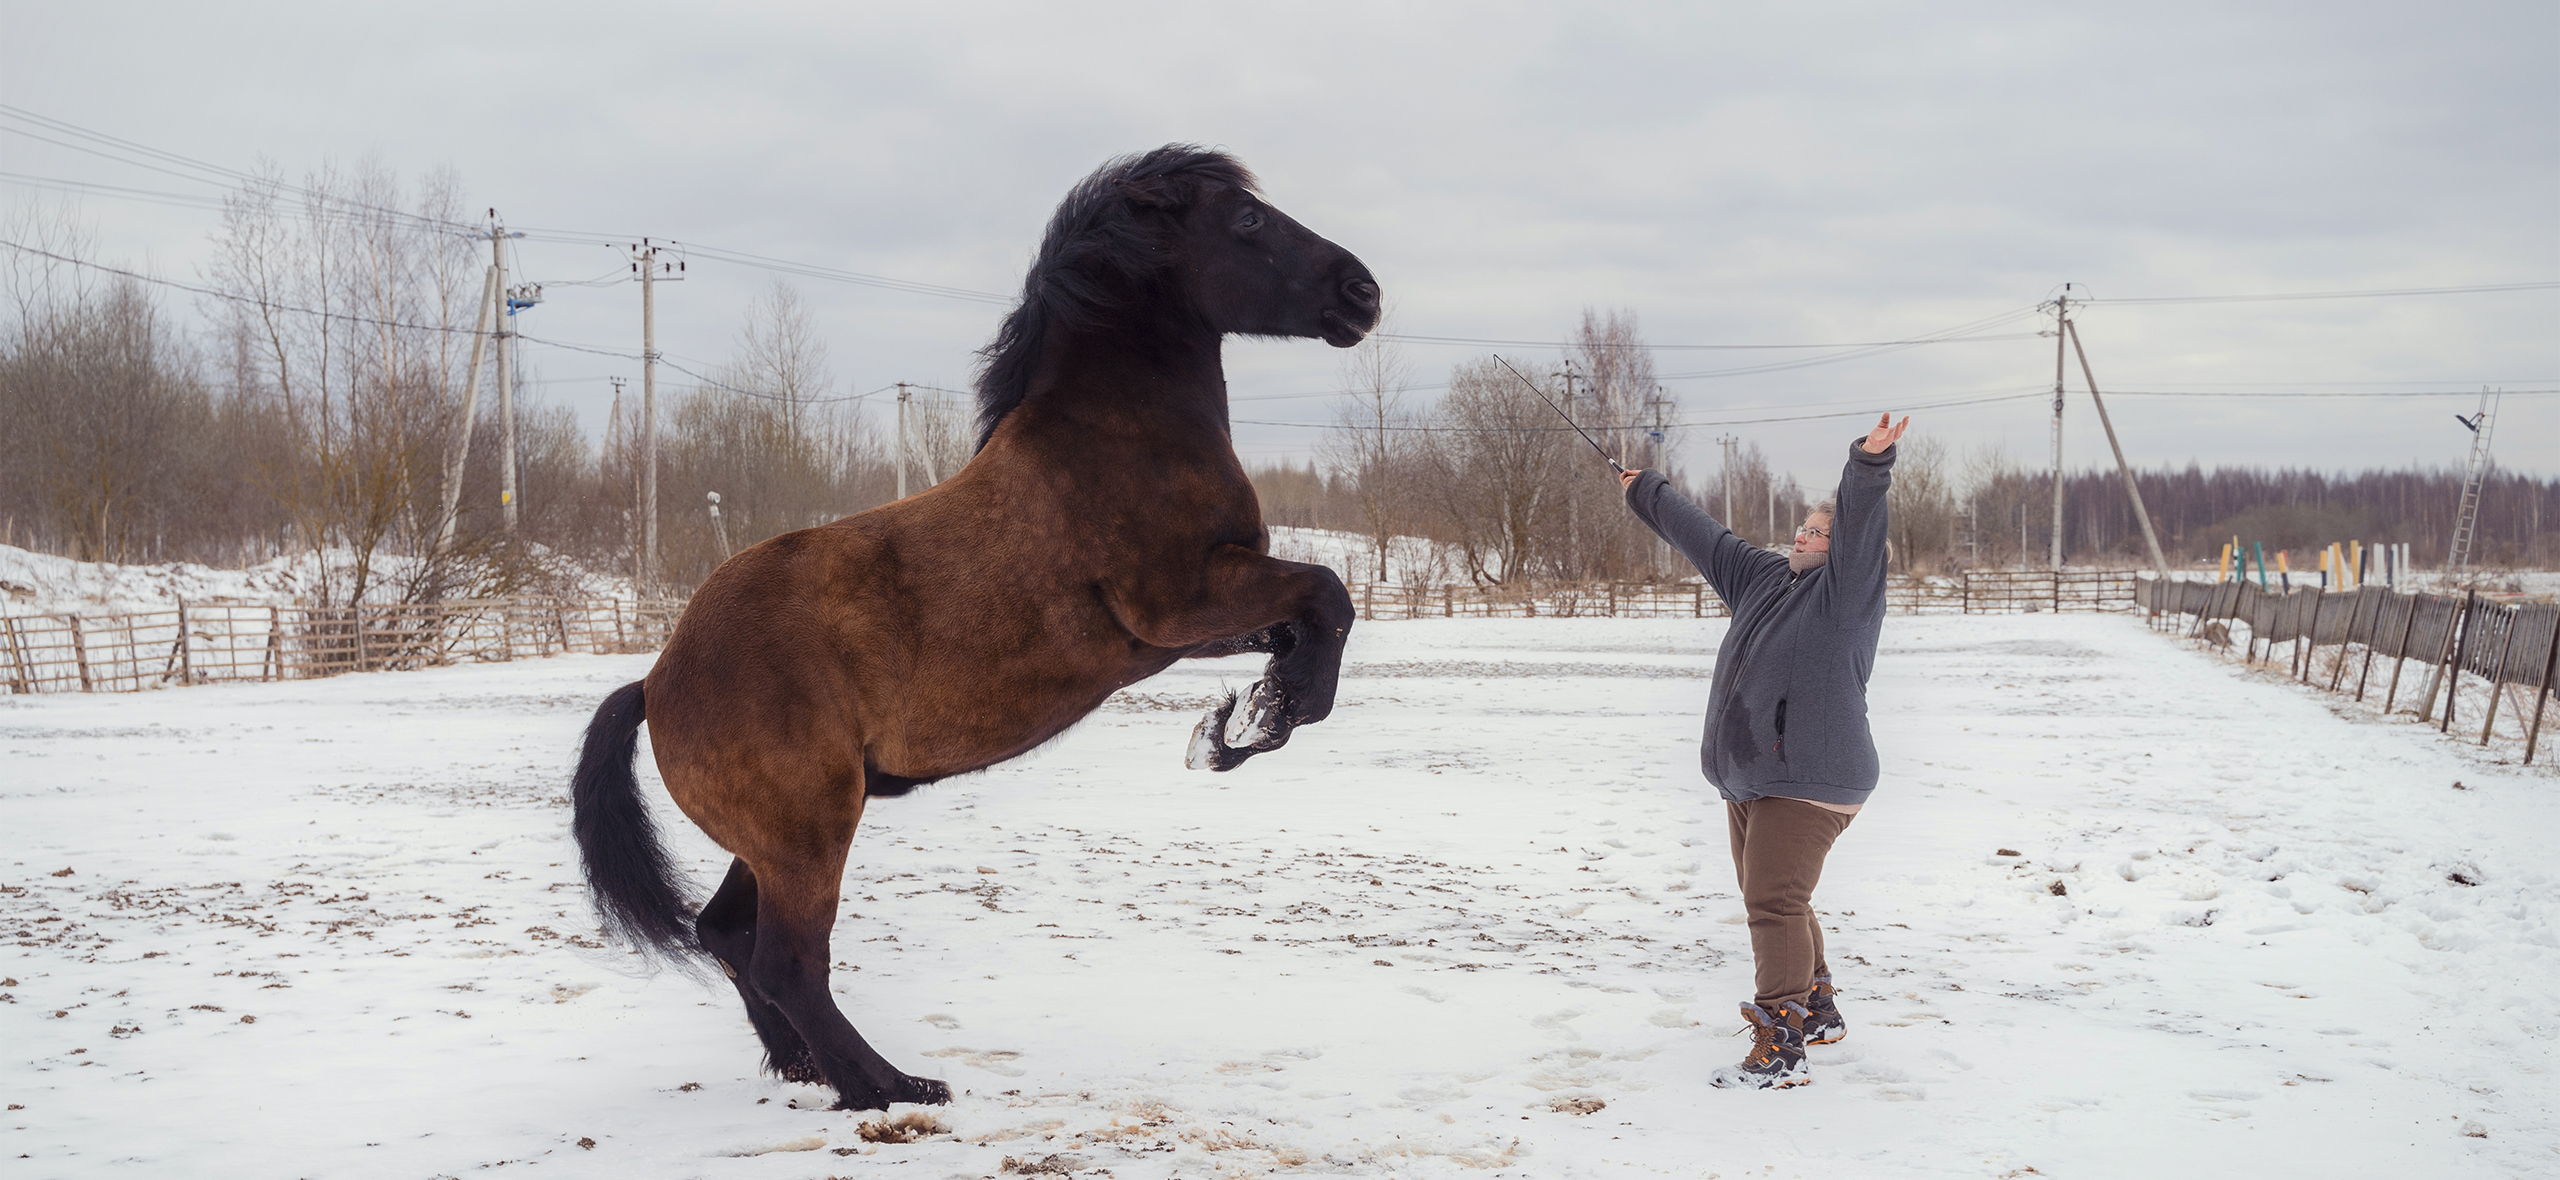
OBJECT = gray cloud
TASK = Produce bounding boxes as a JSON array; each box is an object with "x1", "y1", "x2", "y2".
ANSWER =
[{"x1": 3, "y1": 1, "x2": 2550, "y2": 490}]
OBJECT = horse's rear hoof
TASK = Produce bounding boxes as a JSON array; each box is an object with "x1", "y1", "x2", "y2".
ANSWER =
[
  {"x1": 901, "y1": 1075, "x2": 954, "y2": 1106},
  {"x1": 828, "y1": 1072, "x2": 952, "y2": 1112}
]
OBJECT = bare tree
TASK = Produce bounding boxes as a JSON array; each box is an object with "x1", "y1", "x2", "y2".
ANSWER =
[
  {"x1": 1885, "y1": 435, "x2": 1958, "y2": 573},
  {"x1": 1564, "y1": 308, "x2": 1663, "y2": 579},
  {"x1": 732, "y1": 280, "x2": 831, "y2": 444},
  {"x1": 1417, "y1": 357, "x2": 1571, "y2": 585},
  {"x1": 902, "y1": 387, "x2": 975, "y2": 489},
  {"x1": 1317, "y1": 325, "x2": 1414, "y2": 582},
  {"x1": 202, "y1": 159, "x2": 476, "y2": 605}
]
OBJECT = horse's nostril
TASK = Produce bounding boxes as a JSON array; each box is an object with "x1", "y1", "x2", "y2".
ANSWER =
[{"x1": 1344, "y1": 279, "x2": 1380, "y2": 307}]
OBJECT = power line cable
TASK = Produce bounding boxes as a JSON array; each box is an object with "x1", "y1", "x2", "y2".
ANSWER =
[{"x1": 2084, "y1": 281, "x2": 2560, "y2": 305}]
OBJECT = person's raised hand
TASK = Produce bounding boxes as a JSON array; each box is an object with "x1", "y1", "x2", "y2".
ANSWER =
[
  {"x1": 1619, "y1": 467, "x2": 1642, "y2": 489},
  {"x1": 1862, "y1": 413, "x2": 1910, "y2": 455}
]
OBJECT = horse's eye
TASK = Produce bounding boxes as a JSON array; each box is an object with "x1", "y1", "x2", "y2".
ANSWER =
[{"x1": 1237, "y1": 208, "x2": 1263, "y2": 231}]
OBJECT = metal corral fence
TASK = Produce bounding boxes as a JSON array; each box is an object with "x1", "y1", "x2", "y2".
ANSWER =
[
  {"x1": 1349, "y1": 568, "x2": 2140, "y2": 621},
  {"x1": 2138, "y1": 577, "x2": 2559, "y2": 764},
  {"x1": 0, "y1": 598, "x2": 684, "y2": 695}
]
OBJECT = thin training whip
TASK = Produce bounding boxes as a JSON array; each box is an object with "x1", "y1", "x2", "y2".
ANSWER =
[{"x1": 1493, "y1": 354, "x2": 1625, "y2": 474}]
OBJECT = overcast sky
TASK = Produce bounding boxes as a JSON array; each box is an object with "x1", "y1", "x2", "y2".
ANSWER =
[{"x1": 4, "y1": 1, "x2": 2553, "y2": 492}]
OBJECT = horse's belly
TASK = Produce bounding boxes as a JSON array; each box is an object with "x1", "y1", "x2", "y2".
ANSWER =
[{"x1": 878, "y1": 651, "x2": 1181, "y2": 775}]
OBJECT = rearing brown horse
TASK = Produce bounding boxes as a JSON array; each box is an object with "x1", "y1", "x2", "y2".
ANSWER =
[{"x1": 570, "y1": 146, "x2": 1378, "y2": 1110}]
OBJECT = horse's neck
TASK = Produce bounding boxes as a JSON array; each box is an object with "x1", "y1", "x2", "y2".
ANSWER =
[{"x1": 1013, "y1": 320, "x2": 1233, "y2": 452}]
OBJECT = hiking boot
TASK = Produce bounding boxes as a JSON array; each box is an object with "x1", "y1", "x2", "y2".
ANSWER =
[
  {"x1": 1709, "y1": 1000, "x2": 1810, "y2": 1089},
  {"x1": 1803, "y1": 975, "x2": 1847, "y2": 1045}
]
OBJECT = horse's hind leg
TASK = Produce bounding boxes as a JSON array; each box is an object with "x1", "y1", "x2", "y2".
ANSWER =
[
  {"x1": 695, "y1": 858, "x2": 820, "y2": 1083},
  {"x1": 748, "y1": 849, "x2": 952, "y2": 1110}
]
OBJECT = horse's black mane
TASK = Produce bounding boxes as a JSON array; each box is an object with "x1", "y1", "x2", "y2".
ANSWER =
[{"x1": 973, "y1": 145, "x2": 1257, "y2": 449}]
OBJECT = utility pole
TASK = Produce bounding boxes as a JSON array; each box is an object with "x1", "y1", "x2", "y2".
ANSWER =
[
  {"x1": 2048, "y1": 285, "x2": 2072, "y2": 570},
  {"x1": 495, "y1": 224, "x2": 517, "y2": 534},
  {"x1": 492, "y1": 224, "x2": 543, "y2": 535},
  {"x1": 895, "y1": 383, "x2": 912, "y2": 500},
  {"x1": 630, "y1": 241, "x2": 681, "y2": 588},
  {"x1": 2448, "y1": 390, "x2": 2499, "y2": 570},
  {"x1": 1643, "y1": 387, "x2": 1672, "y2": 472},
  {"x1": 432, "y1": 259, "x2": 500, "y2": 556},
  {"x1": 609, "y1": 376, "x2": 630, "y2": 587},
  {"x1": 2062, "y1": 311, "x2": 2172, "y2": 581},
  {"x1": 1718, "y1": 434, "x2": 1740, "y2": 527}
]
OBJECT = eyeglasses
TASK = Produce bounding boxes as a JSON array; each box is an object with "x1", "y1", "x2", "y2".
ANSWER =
[{"x1": 1795, "y1": 524, "x2": 1830, "y2": 539}]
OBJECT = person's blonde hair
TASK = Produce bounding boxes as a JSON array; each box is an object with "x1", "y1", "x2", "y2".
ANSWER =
[{"x1": 1813, "y1": 498, "x2": 1836, "y2": 517}]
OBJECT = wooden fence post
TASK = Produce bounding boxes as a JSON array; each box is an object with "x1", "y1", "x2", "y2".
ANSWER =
[
  {"x1": 68, "y1": 614, "x2": 92, "y2": 692},
  {"x1": 2329, "y1": 589, "x2": 2373, "y2": 692},
  {"x1": 2478, "y1": 605, "x2": 2522, "y2": 745},
  {"x1": 3, "y1": 616, "x2": 26, "y2": 693},
  {"x1": 2429, "y1": 590, "x2": 2478, "y2": 730},
  {"x1": 2525, "y1": 611, "x2": 2558, "y2": 766},
  {"x1": 264, "y1": 606, "x2": 282, "y2": 681},
  {"x1": 2354, "y1": 590, "x2": 2392, "y2": 701},
  {"x1": 1362, "y1": 583, "x2": 1374, "y2": 621},
  {"x1": 2292, "y1": 589, "x2": 2320, "y2": 682}
]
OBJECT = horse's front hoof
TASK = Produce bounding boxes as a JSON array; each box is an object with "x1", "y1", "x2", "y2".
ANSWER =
[
  {"x1": 1186, "y1": 699, "x2": 1230, "y2": 770},
  {"x1": 1222, "y1": 680, "x2": 1291, "y2": 750},
  {"x1": 1186, "y1": 693, "x2": 1267, "y2": 772}
]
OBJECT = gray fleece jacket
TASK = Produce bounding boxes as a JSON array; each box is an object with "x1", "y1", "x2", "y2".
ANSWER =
[{"x1": 1623, "y1": 438, "x2": 1895, "y2": 806}]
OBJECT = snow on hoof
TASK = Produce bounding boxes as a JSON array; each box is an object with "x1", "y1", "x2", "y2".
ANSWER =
[
  {"x1": 1185, "y1": 692, "x2": 1261, "y2": 772},
  {"x1": 1223, "y1": 680, "x2": 1288, "y2": 750},
  {"x1": 1185, "y1": 707, "x2": 1227, "y2": 770}
]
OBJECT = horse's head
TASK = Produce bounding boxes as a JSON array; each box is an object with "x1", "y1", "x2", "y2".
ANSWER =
[
  {"x1": 976, "y1": 147, "x2": 1382, "y2": 447},
  {"x1": 1128, "y1": 165, "x2": 1380, "y2": 348}
]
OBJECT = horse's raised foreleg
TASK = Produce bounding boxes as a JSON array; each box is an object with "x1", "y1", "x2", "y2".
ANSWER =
[
  {"x1": 695, "y1": 858, "x2": 821, "y2": 1083},
  {"x1": 1121, "y1": 548, "x2": 1352, "y2": 771},
  {"x1": 746, "y1": 849, "x2": 953, "y2": 1111}
]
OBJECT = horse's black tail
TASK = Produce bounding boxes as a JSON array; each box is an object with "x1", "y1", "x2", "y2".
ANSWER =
[{"x1": 571, "y1": 680, "x2": 703, "y2": 970}]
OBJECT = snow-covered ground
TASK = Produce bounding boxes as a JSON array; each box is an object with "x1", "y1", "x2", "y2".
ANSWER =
[{"x1": 4, "y1": 615, "x2": 2553, "y2": 1178}]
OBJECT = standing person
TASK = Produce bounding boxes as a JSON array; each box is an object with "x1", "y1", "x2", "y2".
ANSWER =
[{"x1": 1617, "y1": 412, "x2": 1908, "y2": 1090}]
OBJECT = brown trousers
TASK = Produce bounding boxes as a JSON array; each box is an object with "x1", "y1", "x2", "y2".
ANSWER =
[{"x1": 1726, "y1": 797, "x2": 1856, "y2": 1008}]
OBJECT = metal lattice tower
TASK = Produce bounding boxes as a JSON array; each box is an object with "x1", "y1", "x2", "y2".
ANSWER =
[{"x1": 2447, "y1": 390, "x2": 2499, "y2": 570}]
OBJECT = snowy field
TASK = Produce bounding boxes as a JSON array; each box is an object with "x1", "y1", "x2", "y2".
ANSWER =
[{"x1": 4, "y1": 614, "x2": 2554, "y2": 1179}]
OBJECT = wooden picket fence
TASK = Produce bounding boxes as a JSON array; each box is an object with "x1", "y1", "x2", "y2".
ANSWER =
[
  {"x1": 1348, "y1": 568, "x2": 2141, "y2": 621},
  {"x1": 0, "y1": 598, "x2": 684, "y2": 695},
  {"x1": 3, "y1": 569, "x2": 2150, "y2": 697},
  {"x1": 2138, "y1": 576, "x2": 2559, "y2": 764}
]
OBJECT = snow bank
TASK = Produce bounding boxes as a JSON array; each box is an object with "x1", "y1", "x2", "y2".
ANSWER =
[{"x1": 0, "y1": 544, "x2": 637, "y2": 617}]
